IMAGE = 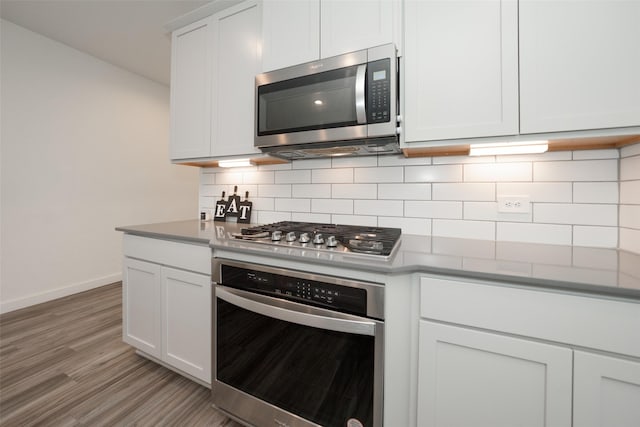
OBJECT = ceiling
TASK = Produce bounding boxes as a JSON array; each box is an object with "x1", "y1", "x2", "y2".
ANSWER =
[{"x1": 0, "y1": 0, "x2": 210, "y2": 85}]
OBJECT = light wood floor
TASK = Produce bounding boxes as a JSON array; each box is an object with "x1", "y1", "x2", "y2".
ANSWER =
[{"x1": 0, "y1": 282, "x2": 241, "y2": 426}]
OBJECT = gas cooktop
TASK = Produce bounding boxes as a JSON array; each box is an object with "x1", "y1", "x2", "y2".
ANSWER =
[{"x1": 233, "y1": 221, "x2": 402, "y2": 259}]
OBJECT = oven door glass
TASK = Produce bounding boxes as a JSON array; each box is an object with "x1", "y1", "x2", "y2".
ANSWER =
[
  {"x1": 257, "y1": 64, "x2": 365, "y2": 136},
  {"x1": 215, "y1": 288, "x2": 377, "y2": 427}
]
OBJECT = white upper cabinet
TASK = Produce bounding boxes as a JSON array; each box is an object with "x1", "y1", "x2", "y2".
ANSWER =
[
  {"x1": 261, "y1": 0, "x2": 400, "y2": 72},
  {"x1": 320, "y1": 0, "x2": 400, "y2": 59},
  {"x1": 261, "y1": 0, "x2": 320, "y2": 72},
  {"x1": 169, "y1": 0, "x2": 262, "y2": 161},
  {"x1": 170, "y1": 17, "x2": 212, "y2": 160},
  {"x1": 519, "y1": 0, "x2": 640, "y2": 134},
  {"x1": 210, "y1": 0, "x2": 262, "y2": 157},
  {"x1": 403, "y1": 0, "x2": 519, "y2": 143}
]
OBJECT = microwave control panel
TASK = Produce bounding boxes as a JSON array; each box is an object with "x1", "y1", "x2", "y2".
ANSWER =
[{"x1": 367, "y1": 59, "x2": 391, "y2": 124}]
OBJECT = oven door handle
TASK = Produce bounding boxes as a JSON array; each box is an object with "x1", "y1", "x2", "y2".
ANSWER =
[
  {"x1": 355, "y1": 63, "x2": 367, "y2": 124},
  {"x1": 216, "y1": 286, "x2": 376, "y2": 336}
]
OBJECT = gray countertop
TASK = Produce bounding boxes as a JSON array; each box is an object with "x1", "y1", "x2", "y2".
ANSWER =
[{"x1": 116, "y1": 219, "x2": 640, "y2": 300}]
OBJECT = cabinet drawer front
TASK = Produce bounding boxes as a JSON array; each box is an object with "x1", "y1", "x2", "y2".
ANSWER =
[
  {"x1": 123, "y1": 234, "x2": 210, "y2": 275},
  {"x1": 420, "y1": 275, "x2": 640, "y2": 357}
]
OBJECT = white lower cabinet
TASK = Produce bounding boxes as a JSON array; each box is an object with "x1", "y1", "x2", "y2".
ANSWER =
[
  {"x1": 418, "y1": 321, "x2": 572, "y2": 427},
  {"x1": 123, "y1": 258, "x2": 162, "y2": 359},
  {"x1": 122, "y1": 236, "x2": 211, "y2": 385},
  {"x1": 418, "y1": 275, "x2": 640, "y2": 427},
  {"x1": 573, "y1": 351, "x2": 640, "y2": 427},
  {"x1": 161, "y1": 267, "x2": 211, "y2": 383}
]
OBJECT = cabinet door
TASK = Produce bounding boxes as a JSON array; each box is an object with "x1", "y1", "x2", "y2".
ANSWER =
[
  {"x1": 418, "y1": 321, "x2": 572, "y2": 427},
  {"x1": 320, "y1": 0, "x2": 400, "y2": 59},
  {"x1": 170, "y1": 17, "x2": 212, "y2": 160},
  {"x1": 404, "y1": 0, "x2": 518, "y2": 143},
  {"x1": 211, "y1": 0, "x2": 262, "y2": 158},
  {"x1": 161, "y1": 267, "x2": 212, "y2": 384},
  {"x1": 122, "y1": 258, "x2": 162, "y2": 359},
  {"x1": 262, "y1": 0, "x2": 320, "y2": 72},
  {"x1": 520, "y1": 0, "x2": 640, "y2": 133},
  {"x1": 573, "y1": 351, "x2": 640, "y2": 427}
]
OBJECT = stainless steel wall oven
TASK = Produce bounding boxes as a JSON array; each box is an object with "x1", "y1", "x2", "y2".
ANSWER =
[{"x1": 212, "y1": 259, "x2": 384, "y2": 427}]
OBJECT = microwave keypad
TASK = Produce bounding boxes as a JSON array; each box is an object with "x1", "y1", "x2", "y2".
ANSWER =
[{"x1": 367, "y1": 59, "x2": 391, "y2": 124}]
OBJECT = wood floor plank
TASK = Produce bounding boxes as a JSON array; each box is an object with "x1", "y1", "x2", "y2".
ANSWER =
[{"x1": 0, "y1": 282, "x2": 242, "y2": 427}]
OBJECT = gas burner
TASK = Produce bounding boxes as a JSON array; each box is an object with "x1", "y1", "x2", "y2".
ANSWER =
[{"x1": 235, "y1": 221, "x2": 402, "y2": 259}]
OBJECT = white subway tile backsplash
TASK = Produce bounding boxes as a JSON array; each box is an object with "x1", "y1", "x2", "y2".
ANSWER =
[
  {"x1": 405, "y1": 164, "x2": 462, "y2": 182},
  {"x1": 332, "y1": 184, "x2": 377, "y2": 199},
  {"x1": 242, "y1": 171, "x2": 275, "y2": 184},
  {"x1": 332, "y1": 156, "x2": 377, "y2": 168},
  {"x1": 497, "y1": 182, "x2": 572, "y2": 202},
  {"x1": 250, "y1": 197, "x2": 275, "y2": 211},
  {"x1": 620, "y1": 181, "x2": 640, "y2": 204},
  {"x1": 433, "y1": 155, "x2": 494, "y2": 164},
  {"x1": 275, "y1": 170, "x2": 311, "y2": 184},
  {"x1": 354, "y1": 167, "x2": 403, "y2": 183},
  {"x1": 331, "y1": 215, "x2": 378, "y2": 226},
  {"x1": 236, "y1": 185, "x2": 258, "y2": 199},
  {"x1": 464, "y1": 162, "x2": 532, "y2": 182},
  {"x1": 573, "y1": 182, "x2": 618, "y2": 204},
  {"x1": 433, "y1": 219, "x2": 495, "y2": 240},
  {"x1": 311, "y1": 199, "x2": 353, "y2": 214},
  {"x1": 534, "y1": 203, "x2": 617, "y2": 226},
  {"x1": 257, "y1": 211, "x2": 291, "y2": 224},
  {"x1": 275, "y1": 198, "x2": 310, "y2": 212},
  {"x1": 620, "y1": 154, "x2": 640, "y2": 181},
  {"x1": 405, "y1": 201, "x2": 462, "y2": 219},
  {"x1": 292, "y1": 184, "x2": 331, "y2": 199},
  {"x1": 197, "y1": 144, "x2": 639, "y2": 253},
  {"x1": 534, "y1": 159, "x2": 618, "y2": 181},
  {"x1": 572, "y1": 149, "x2": 619, "y2": 160},
  {"x1": 573, "y1": 226, "x2": 618, "y2": 248},
  {"x1": 496, "y1": 151, "x2": 572, "y2": 163},
  {"x1": 379, "y1": 155, "x2": 431, "y2": 166},
  {"x1": 258, "y1": 184, "x2": 291, "y2": 198},
  {"x1": 621, "y1": 142, "x2": 640, "y2": 158},
  {"x1": 292, "y1": 212, "x2": 331, "y2": 223},
  {"x1": 620, "y1": 228, "x2": 640, "y2": 254},
  {"x1": 258, "y1": 162, "x2": 292, "y2": 171},
  {"x1": 292, "y1": 158, "x2": 331, "y2": 169},
  {"x1": 200, "y1": 184, "x2": 227, "y2": 197},
  {"x1": 378, "y1": 183, "x2": 431, "y2": 200},
  {"x1": 620, "y1": 205, "x2": 640, "y2": 229},
  {"x1": 200, "y1": 173, "x2": 215, "y2": 185},
  {"x1": 216, "y1": 171, "x2": 244, "y2": 185},
  {"x1": 433, "y1": 183, "x2": 495, "y2": 201},
  {"x1": 464, "y1": 202, "x2": 532, "y2": 222},
  {"x1": 312, "y1": 168, "x2": 353, "y2": 183},
  {"x1": 497, "y1": 222, "x2": 572, "y2": 245},
  {"x1": 354, "y1": 200, "x2": 403, "y2": 216},
  {"x1": 378, "y1": 217, "x2": 431, "y2": 235}
]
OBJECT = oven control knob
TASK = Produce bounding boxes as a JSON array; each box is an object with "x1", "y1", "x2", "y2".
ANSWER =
[
  {"x1": 271, "y1": 230, "x2": 283, "y2": 241},
  {"x1": 326, "y1": 235, "x2": 338, "y2": 247},
  {"x1": 285, "y1": 231, "x2": 297, "y2": 242},
  {"x1": 312, "y1": 233, "x2": 325, "y2": 245},
  {"x1": 299, "y1": 232, "x2": 310, "y2": 243}
]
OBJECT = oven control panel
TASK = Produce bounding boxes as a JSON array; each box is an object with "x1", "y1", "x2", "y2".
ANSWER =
[{"x1": 222, "y1": 265, "x2": 367, "y2": 316}]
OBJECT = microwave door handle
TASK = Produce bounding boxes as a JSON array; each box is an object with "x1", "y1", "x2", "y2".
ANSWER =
[
  {"x1": 355, "y1": 64, "x2": 367, "y2": 124},
  {"x1": 216, "y1": 286, "x2": 376, "y2": 336}
]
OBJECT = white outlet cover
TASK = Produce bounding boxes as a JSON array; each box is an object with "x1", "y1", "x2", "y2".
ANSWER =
[{"x1": 497, "y1": 195, "x2": 531, "y2": 213}]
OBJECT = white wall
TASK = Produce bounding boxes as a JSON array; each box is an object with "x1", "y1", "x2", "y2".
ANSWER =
[
  {"x1": 619, "y1": 144, "x2": 640, "y2": 253},
  {"x1": 199, "y1": 147, "x2": 633, "y2": 250},
  {"x1": 0, "y1": 20, "x2": 199, "y2": 313}
]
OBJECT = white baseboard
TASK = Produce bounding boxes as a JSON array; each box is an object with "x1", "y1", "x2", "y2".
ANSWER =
[{"x1": 0, "y1": 273, "x2": 122, "y2": 314}]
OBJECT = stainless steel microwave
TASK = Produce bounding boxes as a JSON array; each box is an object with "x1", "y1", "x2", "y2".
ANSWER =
[{"x1": 255, "y1": 44, "x2": 400, "y2": 159}]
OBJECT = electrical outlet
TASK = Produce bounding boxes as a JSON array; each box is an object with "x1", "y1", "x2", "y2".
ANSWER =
[{"x1": 497, "y1": 196, "x2": 530, "y2": 213}]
